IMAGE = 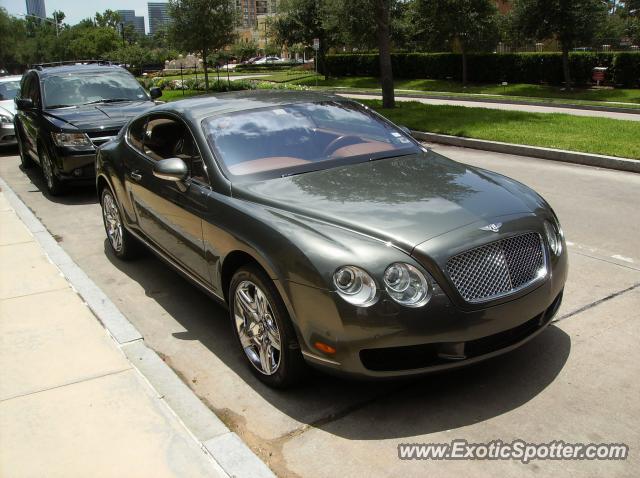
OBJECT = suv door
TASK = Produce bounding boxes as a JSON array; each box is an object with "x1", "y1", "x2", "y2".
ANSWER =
[
  {"x1": 18, "y1": 73, "x2": 40, "y2": 160},
  {"x1": 124, "y1": 113, "x2": 211, "y2": 285}
]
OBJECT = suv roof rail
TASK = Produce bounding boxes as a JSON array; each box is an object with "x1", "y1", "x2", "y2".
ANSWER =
[{"x1": 31, "y1": 60, "x2": 116, "y2": 70}]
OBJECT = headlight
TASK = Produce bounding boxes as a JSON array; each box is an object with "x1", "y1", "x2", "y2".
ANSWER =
[
  {"x1": 52, "y1": 132, "x2": 92, "y2": 147},
  {"x1": 543, "y1": 220, "x2": 562, "y2": 255},
  {"x1": 383, "y1": 263, "x2": 432, "y2": 307},
  {"x1": 333, "y1": 266, "x2": 377, "y2": 307},
  {"x1": 0, "y1": 113, "x2": 13, "y2": 124}
]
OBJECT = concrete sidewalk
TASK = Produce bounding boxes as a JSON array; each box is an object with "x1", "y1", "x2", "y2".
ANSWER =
[
  {"x1": 340, "y1": 92, "x2": 640, "y2": 121},
  {"x1": 0, "y1": 190, "x2": 226, "y2": 478}
]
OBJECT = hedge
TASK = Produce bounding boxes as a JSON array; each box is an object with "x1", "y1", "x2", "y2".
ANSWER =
[{"x1": 322, "y1": 52, "x2": 640, "y2": 87}]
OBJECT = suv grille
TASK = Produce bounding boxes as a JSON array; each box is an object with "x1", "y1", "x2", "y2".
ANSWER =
[
  {"x1": 446, "y1": 232, "x2": 546, "y2": 303},
  {"x1": 87, "y1": 130, "x2": 119, "y2": 147}
]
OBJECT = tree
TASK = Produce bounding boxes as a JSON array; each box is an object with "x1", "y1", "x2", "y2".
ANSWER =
[
  {"x1": 231, "y1": 41, "x2": 258, "y2": 61},
  {"x1": 168, "y1": 0, "x2": 236, "y2": 90},
  {"x1": 514, "y1": 0, "x2": 607, "y2": 88},
  {"x1": 95, "y1": 10, "x2": 122, "y2": 29},
  {"x1": 414, "y1": 0, "x2": 499, "y2": 86}
]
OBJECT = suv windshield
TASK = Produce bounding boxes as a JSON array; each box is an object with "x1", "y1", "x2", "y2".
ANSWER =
[
  {"x1": 203, "y1": 101, "x2": 420, "y2": 179},
  {"x1": 42, "y1": 70, "x2": 148, "y2": 108},
  {"x1": 0, "y1": 80, "x2": 20, "y2": 101}
]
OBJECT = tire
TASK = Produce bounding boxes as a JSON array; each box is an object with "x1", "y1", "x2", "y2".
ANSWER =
[
  {"x1": 100, "y1": 186, "x2": 142, "y2": 260},
  {"x1": 16, "y1": 126, "x2": 34, "y2": 169},
  {"x1": 39, "y1": 145, "x2": 64, "y2": 196},
  {"x1": 229, "y1": 265, "x2": 307, "y2": 388}
]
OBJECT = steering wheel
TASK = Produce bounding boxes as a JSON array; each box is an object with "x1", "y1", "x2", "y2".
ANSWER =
[{"x1": 323, "y1": 135, "x2": 362, "y2": 157}]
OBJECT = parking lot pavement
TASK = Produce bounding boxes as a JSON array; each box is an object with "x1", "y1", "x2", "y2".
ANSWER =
[{"x1": 0, "y1": 146, "x2": 638, "y2": 477}]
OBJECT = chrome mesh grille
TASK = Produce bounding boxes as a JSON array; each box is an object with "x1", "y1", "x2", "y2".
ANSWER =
[{"x1": 446, "y1": 233, "x2": 546, "y2": 303}]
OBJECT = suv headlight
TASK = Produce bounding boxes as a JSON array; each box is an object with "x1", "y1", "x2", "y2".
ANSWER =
[
  {"x1": 52, "y1": 132, "x2": 92, "y2": 147},
  {"x1": 333, "y1": 266, "x2": 377, "y2": 307},
  {"x1": 383, "y1": 263, "x2": 432, "y2": 307},
  {"x1": 0, "y1": 112, "x2": 13, "y2": 124},
  {"x1": 543, "y1": 219, "x2": 563, "y2": 255}
]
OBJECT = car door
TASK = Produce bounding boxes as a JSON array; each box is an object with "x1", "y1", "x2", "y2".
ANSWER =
[
  {"x1": 123, "y1": 113, "x2": 211, "y2": 285},
  {"x1": 18, "y1": 73, "x2": 40, "y2": 159}
]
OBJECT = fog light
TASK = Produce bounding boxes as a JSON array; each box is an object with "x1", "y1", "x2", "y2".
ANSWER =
[{"x1": 73, "y1": 168, "x2": 83, "y2": 177}]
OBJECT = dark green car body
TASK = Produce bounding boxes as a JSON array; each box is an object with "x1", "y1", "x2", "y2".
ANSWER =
[{"x1": 96, "y1": 91, "x2": 567, "y2": 378}]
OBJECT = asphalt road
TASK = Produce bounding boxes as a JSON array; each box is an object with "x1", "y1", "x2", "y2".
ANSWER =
[
  {"x1": 341, "y1": 93, "x2": 640, "y2": 122},
  {"x1": 1, "y1": 146, "x2": 638, "y2": 477}
]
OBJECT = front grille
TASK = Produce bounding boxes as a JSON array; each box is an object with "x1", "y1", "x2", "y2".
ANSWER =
[
  {"x1": 446, "y1": 232, "x2": 546, "y2": 303},
  {"x1": 87, "y1": 130, "x2": 119, "y2": 147}
]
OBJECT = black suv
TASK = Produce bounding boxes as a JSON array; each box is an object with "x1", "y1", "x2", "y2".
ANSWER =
[{"x1": 14, "y1": 62, "x2": 161, "y2": 195}]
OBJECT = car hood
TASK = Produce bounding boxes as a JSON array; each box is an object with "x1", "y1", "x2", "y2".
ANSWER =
[
  {"x1": 43, "y1": 101, "x2": 154, "y2": 131},
  {"x1": 0, "y1": 100, "x2": 16, "y2": 116},
  {"x1": 233, "y1": 151, "x2": 543, "y2": 251}
]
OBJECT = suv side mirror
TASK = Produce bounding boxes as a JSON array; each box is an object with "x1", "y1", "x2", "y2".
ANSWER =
[
  {"x1": 16, "y1": 98, "x2": 34, "y2": 110},
  {"x1": 149, "y1": 87, "x2": 162, "y2": 100},
  {"x1": 152, "y1": 158, "x2": 188, "y2": 182}
]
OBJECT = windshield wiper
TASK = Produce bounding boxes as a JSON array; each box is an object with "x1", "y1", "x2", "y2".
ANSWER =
[{"x1": 83, "y1": 98, "x2": 132, "y2": 105}]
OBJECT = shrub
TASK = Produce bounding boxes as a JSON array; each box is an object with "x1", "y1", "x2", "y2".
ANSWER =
[{"x1": 323, "y1": 52, "x2": 639, "y2": 86}]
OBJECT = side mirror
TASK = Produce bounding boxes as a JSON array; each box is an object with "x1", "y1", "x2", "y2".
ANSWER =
[
  {"x1": 152, "y1": 158, "x2": 188, "y2": 182},
  {"x1": 16, "y1": 98, "x2": 34, "y2": 110},
  {"x1": 398, "y1": 125, "x2": 412, "y2": 136},
  {"x1": 149, "y1": 87, "x2": 162, "y2": 100}
]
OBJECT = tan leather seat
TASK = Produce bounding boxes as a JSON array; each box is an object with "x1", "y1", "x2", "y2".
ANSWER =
[
  {"x1": 228, "y1": 157, "x2": 311, "y2": 175},
  {"x1": 331, "y1": 141, "x2": 396, "y2": 158}
]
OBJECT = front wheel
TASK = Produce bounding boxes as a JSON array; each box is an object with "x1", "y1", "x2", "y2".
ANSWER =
[
  {"x1": 39, "y1": 146, "x2": 64, "y2": 196},
  {"x1": 229, "y1": 265, "x2": 307, "y2": 388},
  {"x1": 101, "y1": 187, "x2": 141, "y2": 260}
]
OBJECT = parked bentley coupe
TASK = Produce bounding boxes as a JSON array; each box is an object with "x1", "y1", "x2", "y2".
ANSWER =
[
  {"x1": 14, "y1": 62, "x2": 160, "y2": 195},
  {"x1": 96, "y1": 91, "x2": 567, "y2": 388}
]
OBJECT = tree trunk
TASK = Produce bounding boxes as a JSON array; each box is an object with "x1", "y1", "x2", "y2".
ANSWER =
[
  {"x1": 375, "y1": 0, "x2": 395, "y2": 108},
  {"x1": 202, "y1": 47, "x2": 209, "y2": 91},
  {"x1": 461, "y1": 42, "x2": 468, "y2": 87},
  {"x1": 561, "y1": 46, "x2": 571, "y2": 90}
]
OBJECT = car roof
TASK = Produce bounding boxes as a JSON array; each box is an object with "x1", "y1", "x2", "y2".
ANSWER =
[
  {"x1": 32, "y1": 64, "x2": 130, "y2": 78},
  {"x1": 153, "y1": 90, "x2": 354, "y2": 123},
  {"x1": 0, "y1": 75, "x2": 22, "y2": 82}
]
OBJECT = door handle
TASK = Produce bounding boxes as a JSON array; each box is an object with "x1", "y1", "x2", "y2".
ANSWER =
[{"x1": 129, "y1": 170, "x2": 142, "y2": 182}]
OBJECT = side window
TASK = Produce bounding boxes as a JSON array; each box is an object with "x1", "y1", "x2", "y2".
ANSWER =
[
  {"x1": 143, "y1": 115, "x2": 207, "y2": 183},
  {"x1": 128, "y1": 116, "x2": 147, "y2": 152}
]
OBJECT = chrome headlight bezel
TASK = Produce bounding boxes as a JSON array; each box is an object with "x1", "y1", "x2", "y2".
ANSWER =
[
  {"x1": 333, "y1": 265, "x2": 378, "y2": 307},
  {"x1": 52, "y1": 132, "x2": 93, "y2": 148},
  {"x1": 383, "y1": 262, "x2": 433, "y2": 307},
  {"x1": 543, "y1": 219, "x2": 563, "y2": 256}
]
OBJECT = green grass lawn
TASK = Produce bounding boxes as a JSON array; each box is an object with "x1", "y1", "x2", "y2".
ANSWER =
[
  {"x1": 294, "y1": 76, "x2": 640, "y2": 107},
  {"x1": 159, "y1": 89, "x2": 207, "y2": 101},
  {"x1": 363, "y1": 99, "x2": 640, "y2": 159}
]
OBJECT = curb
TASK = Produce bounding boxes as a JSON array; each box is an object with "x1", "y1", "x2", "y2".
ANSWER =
[
  {"x1": 328, "y1": 88, "x2": 640, "y2": 115},
  {"x1": 411, "y1": 131, "x2": 640, "y2": 174},
  {"x1": 0, "y1": 176, "x2": 275, "y2": 478}
]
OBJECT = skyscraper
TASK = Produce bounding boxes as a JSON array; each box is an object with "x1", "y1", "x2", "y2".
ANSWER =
[
  {"x1": 236, "y1": 0, "x2": 278, "y2": 28},
  {"x1": 25, "y1": 0, "x2": 46, "y2": 19},
  {"x1": 117, "y1": 10, "x2": 146, "y2": 36},
  {"x1": 148, "y1": 2, "x2": 171, "y2": 35}
]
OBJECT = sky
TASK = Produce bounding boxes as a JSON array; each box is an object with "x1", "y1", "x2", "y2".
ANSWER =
[{"x1": 0, "y1": 0, "x2": 167, "y2": 33}]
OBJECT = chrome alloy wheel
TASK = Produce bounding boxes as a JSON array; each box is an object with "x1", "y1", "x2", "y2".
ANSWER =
[
  {"x1": 234, "y1": 280, "x2": 282, "y2": 375},
  {"x1": 102, "y1": 192, "x2": 123, "y2": 253}
]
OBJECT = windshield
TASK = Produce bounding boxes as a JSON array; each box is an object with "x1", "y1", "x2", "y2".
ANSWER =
[
  {"x1": 202, "y1": 101, "x2": 420, "y2": 179},
  {"x1": 42, "y1": 70, "x2": 148, "y2": 108},
  {"x1": 0, "y1": 80, "x2": 20, "y2": 101}
]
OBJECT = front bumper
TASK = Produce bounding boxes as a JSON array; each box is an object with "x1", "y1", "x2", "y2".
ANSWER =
[
  {"x1": 1, "y1": 123, "x2": 16, "y2": 145},
  {"x1": 284, "y1": 252, "x2": 566, "y2": 379},
  {"x1": 51, "y1": 147, "x2": 96, "y2": 182}
]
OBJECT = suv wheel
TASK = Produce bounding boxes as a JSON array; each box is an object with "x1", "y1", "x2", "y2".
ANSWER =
[
  {"x1": 39, "y1": 146, "x2": 64, "y2": 196},
  {"x1": 16, "y1": 127, "x2": 34, "y2": 169},
  {"x1": 101, "y1": 187, "x2": 141, "y2": 260},
  {"x1": 229, "y1": 265, "x2": 307, "y2": 388}
]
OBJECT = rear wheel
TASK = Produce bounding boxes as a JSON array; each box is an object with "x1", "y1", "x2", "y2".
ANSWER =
[
  {"x1": 101, "y1": 187, "x2": 141, "y2": 260},
  {"x1": 229, "y1": 265, "x2": 307, "y2": 388},
  {"x1": 39, "y1": 146, "x2": 64, "y2": 196}
]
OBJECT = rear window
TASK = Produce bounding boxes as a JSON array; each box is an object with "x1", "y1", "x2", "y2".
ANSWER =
[{"x1": 202, "y1": 101, "x2": 419, "y2": 179}]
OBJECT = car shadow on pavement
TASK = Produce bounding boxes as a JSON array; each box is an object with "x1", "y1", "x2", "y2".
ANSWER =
[
  {"x1": 103, "y1": 239, "x2": 571, "y2": 440},
  {"x1": 20, "y1": 162, "x2": 98, "y2": 206}
]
